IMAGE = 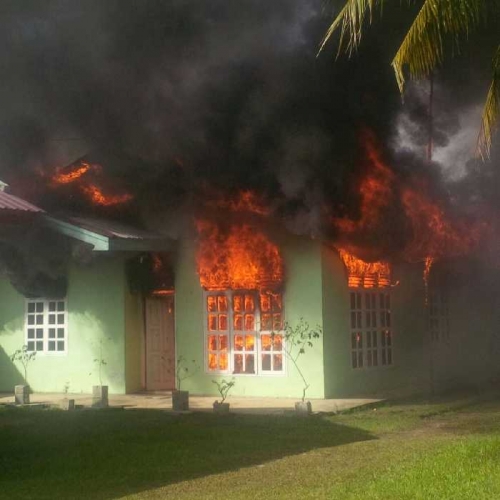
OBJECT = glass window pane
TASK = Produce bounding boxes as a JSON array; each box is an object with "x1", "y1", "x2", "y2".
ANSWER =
[
  {"x1": 261, "y1": 314, "x2": 272, "y2": 330},
  {"x1": 245, "y1": 335, "x2": 255, "y2": 351},
  {"x1": 27, "y1": 341, "x2": 35, "y2": 351},
  {"x1": 27, "y1": 316, "x2": 34, "y2": 326},
  {"x1": 273, "y1": 354, "x2": 283, "y2": 371},
  {"x1": 262, "y1": 354, "x2": 271, "y2": 370},
  {"x1": 273, "y1": 314, "x2": 282, "y2": 330},
  {"x1": 208, "y1": 353, "x2": 217, "y2": 370},
  {"x1": 48, "y1": 341, "x2": 56, "y2": 351},
  {"x1": 233, "y1": 295, "x2": 243, "y2": 312},
  {"x1": 219, "y1": 335, "x2": 228, "y2": 351},
  {"x1": 49, "y1": 314, "x2": 56, "y2": 325},
  {"x1": 36, "y1": 315, "x2": 43, "y2": 325},
  {"x1": 273, "y1": 334, "x2": 282, "y2": 350},
  {"x1": 57, "y1": 342, "x2": 64, "y2": 352},
  {"x1": 262, "y1": 335, "x2": 271, "y2": 351},
  {"x1": 244, "y1": 314, "x2": 254, "y2": 331},
  {"x1": 233, "y1": 354, "x2": 243, "y2": 373},
  {"x1": 49, "y1": 302, "x2": 56, "y2": 312},
  {"x1": 208, "y1": 315, "x2": 217, "y2": 331},
  {"x1": 245, "y1": 354, "x2": 255, "y2": 374},
  {"x1": 234, "y1": 314, "x2": 243, "y2": 330},
  {"x1": 219, "y1": 352, "x2": 228, "y2": 370},
  {"x1": 57, "y1": 301, "x2": 65, "y2": 311},
  {"x1": 36, "y1": 329, "x2": 43, "y2": 339},
  {"x1": 36, "y1": 341, "x2": 43, "y2": 351},
  {"x1": 260, "y1": 294, "x2": 271, "y2": 312},
  {"x1": 35, "y1": 302, "x2": 43, "y2": 313},
  {"x1": 57, "y1": 328, "x2": 64, "y2": 339},
  {"x1": 234, "y1": 335, "x2": 243, "y2": 351},
  {"x1": 27, "y1": 302, "x2": 35, "y2": 313},
  {"x1": 57, "y1": 314, "x2": 65, "y2": 324},
  {"x1": 219, "y1": 315, "x2": 227, "y2": 331},
  {"x1": 217, "y1": 295, "x2": 228, "y2": 312},
  {"x1": 207, "y1": 296, "x2": 216, "y2": 312},
  {"x1": 208, "y1": 335, "x2": 217, "y2": 351},
  {"x1": 244, "y1": 295, "x2": 255, "y2": 312},
  {"x1": 48, "y1": 328, "x2": 56, "y2": 338},
  {"x1": 27, "y1": 329, "x2": 35, "y2": 339},
  {"x1": 271, "y1": 293, "x2": 282, "y2": 311}
]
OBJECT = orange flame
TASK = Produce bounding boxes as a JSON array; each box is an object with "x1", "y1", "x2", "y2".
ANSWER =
[
  {"x1": 80, "y1": 185, "x2": 133, "y2": 207},
  {"x1": 334, "y1": 128, "x2": 394, "y2": 235},
  {"x1": 334, "y1": 128, "x2": 488, "y2": 271},
  {"x1": 339, "y1": 248, "x2": 391, "y2": 288},
  {"x1": 401, "y1": 184, "x2": 486, "y2": 261},
  {"x1": 205, "y1": 189, "x2": 271, "y2": 216},
  {"x1": 196, "y1": 219, "x2": 284, "y2": 290},
  {"x1": 51, "y1": 161, "x2": 101, "y2": 185}
]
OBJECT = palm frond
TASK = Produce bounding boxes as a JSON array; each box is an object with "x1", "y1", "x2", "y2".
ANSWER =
[
  {"x1": 391, "y1": 0, "x2": 488, "y2": 91},
  {"x1": 477, "y1": 45, "x2": 500, "y2": 159},
  {"x1": 318, "y1": 0, "x2": 384, "y2": 56}
]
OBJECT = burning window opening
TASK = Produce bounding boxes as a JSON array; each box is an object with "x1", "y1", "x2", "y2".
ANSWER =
[
  {"x1": 196, "y1": 219, "x2": 284, "y2": 291},
  {"x1": 349, "y1": 289, "x2": 392, "y2": 369},
  {"x1": 205, "y1": 290, "x2": 284, "y2": 375},
  {"x1": 339, "y1": 249, "x2": 391, "y2": 289}
]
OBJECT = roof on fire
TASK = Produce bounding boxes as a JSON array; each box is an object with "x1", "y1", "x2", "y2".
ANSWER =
[{"x1": 44, "y1": 215, "x2": 172, "y2": 252}]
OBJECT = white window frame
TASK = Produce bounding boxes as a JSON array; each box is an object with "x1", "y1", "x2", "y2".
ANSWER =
[
  {"x1": 428, "y1": 289, "x2": 450, "y2": 343},
  {"x1": 204, "y1": 290, "x2": 285, "y2": 376},
  {"x1": 349, "y1": 289, "x2": 393, "y2": 370},
  {"x1": 25, "y1": 298, "x2": 68, "y2": 356}
]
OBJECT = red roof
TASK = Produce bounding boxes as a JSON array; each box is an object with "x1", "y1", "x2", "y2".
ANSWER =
[{"x1": 0, "y1": 191, "x2": 44, "y2": 213}]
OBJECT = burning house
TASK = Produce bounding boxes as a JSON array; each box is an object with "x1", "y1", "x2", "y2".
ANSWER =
[
  {"x1": 0, "y1": 1, "x2": 498, "y2": 400},
  {"x1": 0, "y1": 131, "x2": 499, "y2": 400}
]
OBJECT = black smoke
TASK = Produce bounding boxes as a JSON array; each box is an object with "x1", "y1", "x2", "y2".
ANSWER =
[{"x1": 0, "y1": 0, "x2": 497, "y2": 248}]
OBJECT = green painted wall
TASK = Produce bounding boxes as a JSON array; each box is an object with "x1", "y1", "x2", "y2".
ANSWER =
[
  {"x1": 176, "y1": 234, "x2": 326, "y2": 399},
  {"x1": 0, "y1": 255, "x2": 129, "y2": 394}
]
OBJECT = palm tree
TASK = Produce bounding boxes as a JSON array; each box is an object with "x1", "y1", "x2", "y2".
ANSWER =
[{"x1": 319, "y1": 0, "x2": 499, "y2": 159}]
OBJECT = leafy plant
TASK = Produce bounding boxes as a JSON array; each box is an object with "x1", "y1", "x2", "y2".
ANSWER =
[
  {"x1": 319, "y1": 0, "x2": 499, "y2": 159},
  {"x1": 92, "y1": 338, "x2": 107, "y2": 386},
  {"x1": 11, "y1": 345, "x2": 36, "y2": 385},
  {"x1": 176, "y1": 356, "x2": 199, "y2": 391},
  {"x1": 279, "y1": 318, "x2": 322, "y2": 402},
  {"x1": 212, "y1": 378, "x2": 236, "y2": 404}
]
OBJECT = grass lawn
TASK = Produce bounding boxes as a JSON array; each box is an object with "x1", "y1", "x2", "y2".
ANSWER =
[{"x1": 1, "y1": 392, "x2": 500, "y2": 499}]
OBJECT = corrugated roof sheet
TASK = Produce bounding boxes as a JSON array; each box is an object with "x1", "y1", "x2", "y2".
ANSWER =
[
  {"x1": 0, "y1": 191, "x2": 44, "y2": 213},
  {"x1": 67, "y1": 216, "x2": 163, "y2": 240}
]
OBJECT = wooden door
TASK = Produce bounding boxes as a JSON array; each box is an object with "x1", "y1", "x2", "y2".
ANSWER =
[{"x1": 145, "y1": 296, "x2": 175, "y2": 390}]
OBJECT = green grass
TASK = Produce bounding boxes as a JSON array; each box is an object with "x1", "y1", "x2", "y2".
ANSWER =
[{"x1": 1, "y1": 391, "x2": 500, "y2": 499}]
